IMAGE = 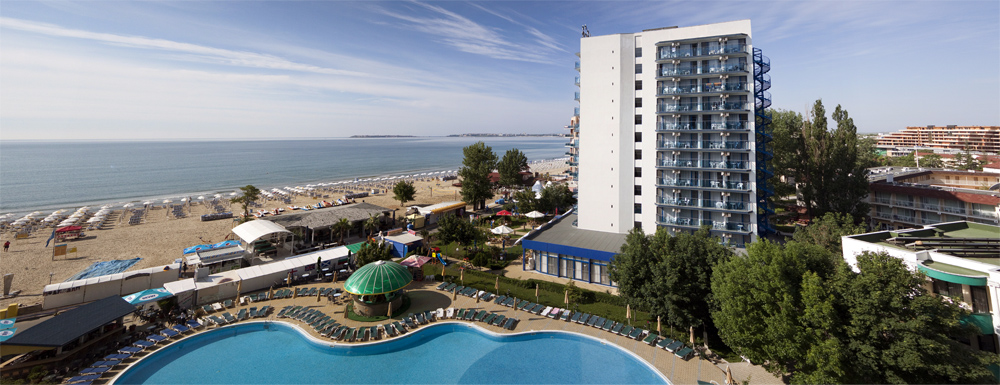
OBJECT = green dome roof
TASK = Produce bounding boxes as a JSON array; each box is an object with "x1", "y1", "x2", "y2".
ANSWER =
[{"x1": 343, "y1": 260, "x2": 413, "y2": 295}]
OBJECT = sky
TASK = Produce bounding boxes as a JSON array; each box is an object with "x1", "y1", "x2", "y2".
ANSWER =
[{"x1": 1, "y1": 1, "x2": 997, "y2": 140}]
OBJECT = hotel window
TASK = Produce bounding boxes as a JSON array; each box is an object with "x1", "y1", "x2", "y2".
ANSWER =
[
  {"x1": 635, "y1": 132, "x2": 642, "y2": 142},
  {"x1": 635, "y1": 115, "x2": 642, "y2": 125},
  {"x1": 635, "y1": 98, "x2": 642, "y2": 108},
  {"x1": 634, "y1": 167, "x2": 642, "y2": 177},
  {"x1": 548, "y1": 253, "x2": 558, "y2": 275},
  {"x1": 933, "y1": 279, "x2": 963, "y2": 299},
  {"x1": 635, "y1": 64, "x2": 642, "y2": 74},
  {"x1": 635, "y1": 47, "x2": 642, "y2": 57},
  {"x1": 634, "y1": 203, "x2": 642, "y2": 213},
  {"x1": 635, "y1": 80, "x2": 642, "y2": 90},
  {"x1": 972, "y1": 286, "x2": 990, "y2": 313},
  {"x1": 634, "y1": 186, "x2": 642, "y2": 196},
  {"x1": 635, "y1": 150, "x2": 642, "y2": 160}
]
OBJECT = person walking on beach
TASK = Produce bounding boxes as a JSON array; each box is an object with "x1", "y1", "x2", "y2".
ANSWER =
[{"x1": 3, "y1": 241, "x2": 9, "y2": 252}]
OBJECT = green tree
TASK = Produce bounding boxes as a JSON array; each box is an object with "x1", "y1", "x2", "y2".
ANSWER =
[
  {"x1": 510, "y1": 189, "x2": 538, "y2": 214},
  {"x1": 608, "y1": 227, "x2": 658, "y2": 314},
  {"x1": 657, "y1": 227, "x2": 734, "y2": 346},
  {"x1": 364, "y1": 214, "x2": 379, "y2": 238},
  {"x1": 458, "y1": 142, "x2": 498, "y2": 210},
  {"x1": 889, "y1": 153, "x2": 917, "y2": 167},
  {"x1": 711, "y1": 240, "x2": 840, "y2": 379},
  {"x1": 230, "y1": 184, "x2": 262, "y2": 219},
  {"x1": 955, "y1": 147, "x2": 984, "y2": 171},
  {"x1": 768, "y1": 108, "x2": 806, "y2": 198},
  {"x1": 354, "y1": 240, "x2": 392, "y2": 267},
  {"x1": 392, "y1": 180, "x2": 416, "y2": 207},
  {"x1": 918, "y1": 153, "x2": 944, "y2": 168},
  {"x1": 497, "y1": 148, "x2": 529, "y2": 189},
  {"x1": 856, "y1": 134, "x2": 886, "y2": 168},
  {"x1": 331, "y1": 218, "x2": 351, "y2": 245},
  {"x1": 436, "y1": 213, "x2": 482, "y2": 247},
  {"x1": 792, "y1": 212, "x2": 867, "y2": 254},
  {"x1": 537, "y1": 184, "x2": 576, "y2": 214}
]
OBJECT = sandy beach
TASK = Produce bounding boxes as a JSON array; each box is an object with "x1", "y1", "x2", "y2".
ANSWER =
[{"x1": 0, "y1": 161, "x2": 569, "y2": 308}]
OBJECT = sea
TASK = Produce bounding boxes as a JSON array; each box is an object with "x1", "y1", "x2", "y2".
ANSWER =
[{"x1": 0, "y1": 137, "x2": 568, "y2": 216}]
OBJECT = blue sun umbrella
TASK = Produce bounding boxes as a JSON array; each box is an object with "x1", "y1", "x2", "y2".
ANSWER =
[{"x1": 122, "y1": 288, "x2": 173, "y2": 306}]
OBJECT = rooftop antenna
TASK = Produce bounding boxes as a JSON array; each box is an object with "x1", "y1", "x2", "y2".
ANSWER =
[{"x1": 582, "y1": 24, "x2": 590, "y2": 38}]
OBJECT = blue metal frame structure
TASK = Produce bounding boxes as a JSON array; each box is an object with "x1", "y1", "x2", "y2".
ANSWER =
[{"x1": 753, "y1": 48, "x2": 775, "y2": 235}]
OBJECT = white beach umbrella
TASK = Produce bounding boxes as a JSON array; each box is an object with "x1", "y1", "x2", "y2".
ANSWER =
[
  {"x1": 197, "y1": 196, "x2": 205, "y2": 200},
  {"x1": 180, "y1": 198, "x2": 188, "y2": 202},
  {"x1": 525, "y1": 211, "x2": 545, "y2": 219},
  {"x1": 143, "y1": 201, "x2": 152, "y2": 205},
  {"x1": 214, "y1": 194, "x2": 222, "y2": 198},
  {"x1": 491, "y1": 225, "x2": 515, "y2": 235},
  {"x1": 162, "y1": 199, "x2": 172, "y2": 204},
  {"x1": 229, "y1": 192, "x2": 237, "y2": 196}
]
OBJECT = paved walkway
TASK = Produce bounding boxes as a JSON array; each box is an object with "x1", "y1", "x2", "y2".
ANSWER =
[{"x1": 100, "y1": 280, "x2": 779, "y2": 385}]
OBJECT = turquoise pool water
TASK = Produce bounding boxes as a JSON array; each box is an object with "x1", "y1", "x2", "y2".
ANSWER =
[{"x1": 112, "y1": 322, "x2": 668, "y2": 384}]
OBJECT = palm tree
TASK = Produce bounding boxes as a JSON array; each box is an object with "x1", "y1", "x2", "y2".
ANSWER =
[
  {"x1": 364, "y1": 214, "x2": 379, "y2": 239},
  {"x1": 331, "y1": 218, "x2": 351, "y2": 245}
]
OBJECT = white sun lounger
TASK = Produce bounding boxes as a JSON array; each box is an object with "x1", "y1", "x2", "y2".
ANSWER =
[
  {"x1": 212, "y1": 302, "x2": 224, "y2": 312},
  {"x1": 436, "y1": 308, "x2": 445, "y2": 319},
  {"x1": 446, "y1": 308, "x2": 455, "y2": 319},
  {"x1": 540, "y1": 306, "x2": 553, "y2": 317}
]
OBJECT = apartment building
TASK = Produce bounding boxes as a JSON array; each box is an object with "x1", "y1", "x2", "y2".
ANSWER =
[
  {"x1": 869, "y1": 169, "x2": 1000, "y2": 229},
  {"x1": 877, "y1": 125, "x2": 1000, "y2": 156}
]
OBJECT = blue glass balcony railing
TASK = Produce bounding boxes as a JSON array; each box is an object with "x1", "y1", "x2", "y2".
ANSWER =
[
  {"x1": 657, "y1": 141, "x2": 698, "y2": 149},
  {"x1": 574, "y1": 91, "x2": 580, "y2": 101},
  {"x1": 710, "y1": 121, "x2": 750, "y2": 130},
  {"x1": 660, "y1": 85, "x2": 700, "y2": 95},
  {"x1": 657, "y1": 102, "x2": 701, "y2": 113},
  {"x1": 573, "y1": 107, "x2": 580, "y2": 116},
  {"x1": 700, "y1": 160, "x2": 749, "y2": 170},
  {"x1": 657, "y1": 160, "x2": 697, "y2": 168},
  {"x1": 657, "y1": 44, "x2": 748, "y2": 60},
  {"x1": 701, "y1": 200, "x2": 749, "y2": 210},
  {"x1": 702, "y1": 101, "x2": 750, "y2": 111},
  {"x1": 657, "y1": 178, "x2": 698, "y2": 187},
  {"x1": 710, "y1": 221, "x2": 750, "y2": 232},
  {"x1": 657, "y1": 122, "x2": 701, "y2": 131},
  {"x1": 659, "y1": 63, "x2": 748, "y2": 77},
  {"x1": 702, "y1": 141, "x2": 748, "y2": 150},
  {"x1": 575, "y1": 61, "x2": 580, "y2": 71},
  {"x1": 657, "y1": 197, "x2": 697, "y2": 207},
  {"x1": 700, "y1": 180, "x2": 749, "y2": 190}
]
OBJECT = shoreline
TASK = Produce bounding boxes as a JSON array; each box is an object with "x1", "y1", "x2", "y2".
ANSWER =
[
  {"x1": 0, "y1": 160, "x2": 570, "y2": 308},
  {"x1": 0, "y1": 157, "x2": 570, "y2": 217}
]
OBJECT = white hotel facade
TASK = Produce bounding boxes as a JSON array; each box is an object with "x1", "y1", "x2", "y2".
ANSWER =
[{"x1": 573, "y1": 20, "x2": 773, "y2": 246}]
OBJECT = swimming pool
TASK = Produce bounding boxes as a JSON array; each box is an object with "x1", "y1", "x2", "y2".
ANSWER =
[{"x1": 112, "y1": 321, "x2": 669, "y2": 384}]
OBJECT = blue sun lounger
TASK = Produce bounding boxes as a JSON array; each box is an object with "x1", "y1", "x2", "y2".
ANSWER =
[
  {"x1": 602, "y1": 319, "x2": 616, "y2": 331},
  {"x1": 248, "y1": 307, "x2": 258, "y2": 318},
  {"x1": 185, "y1": 319, "x2": 203, "y2": 329},
  {"x1": 259, "y1": 305, "x2": 271, "y2": 317},
  {"x1": 393, "y1": 321, "x2": 406, "y2": 334},
  {"x1": 577, "y1": 314, "x2": 590, "y2": 324},
  {"x1": 160, "y1": 328, "x2": 179, "y2": 338},
  {"x1": 172, "y1": 324, "x2": 190, "y2": 334},
  {"x1": 133, "y1": 340, "x2": 154, "y2": 348},
  {"x1": 237, "y1": 308, "x2": 248, "y2": 321},
  {"x1": 66, "y1": 374, "x2": 101, "y2": 383},
  {"x1": 118, "y1": 346, "x2": 142, "y2": 354},
  {"x1": 222, "y1": 312, "x2": 236, "y2": 323},
  {"x1": 147, "y1": 334, "x2": 167, "y2": 343},
  {"x1": 570, "y1": 312, "x2": 581, "y2": 323},
  {"x1": 223, "y1": 299, "x2": 233, "y2": 308},
  {"x1": 104, "y1": 354, "x2": 131, "y2": 361},
  {"x1": 561, "y1": 310, "x2": 572, "y2": 321}
]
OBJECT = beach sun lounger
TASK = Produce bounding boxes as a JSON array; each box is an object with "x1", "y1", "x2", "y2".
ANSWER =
[
  {"x1": 491, "y1": 314, "x2": 506, "y2": 326},
  {"x1": 248, "y1": 307, "x2": 258, "y2": 318},
  {"x1": 371, "y1": 326, "x2": 380, "y2": 340},
  {"x1": 531, "y1": 304, "x2": 545, "y2": 314},
  {"x1": 475, "y1": 311, "x2": 487, "y2": 322},
  {"x1": 620, "y1": 325, "x2": 634, "y2": 337},
  {"x1": 424, "y1": 310, "x2": 435, "y2": 322},
  {"x1": 347, "y1": 328, "x2": 357, "y2": 342},
  {"x1": 570, "y1": 312, "x2": 581, "y2": 323},
  {"x1": 160, "y1": 328, "x2": 179, "y2": 338},
  {"x1": 259, "y1": 305, "x2": 271, "y2": 317},
  {"x1": 223, "y1": 299, "x2": 233, "y2": 308},
  {"x1": 656, "y1": 338, "x2": 674, "y2": 350},
  {"x1": 437, "y1": 282, "x2": 450, "y2": 290},
  {"x1": 445, "y1": 283, "x2": 457, "y2": 292},
  {"x1": 186, "y1": 319, "x2": 203, "y2": 329},
  {"x1": 222, "y1": 312, "x2": 236, "y2": 323},
  {"x1": 453, "y1": 285, "x2": 465, "y2": 294},
  {"x1": 482, "y1": 313, "x2": 495, "y2": 324},
  {"x1": 446, "y1": 308, "x2": 455, "y2": 319},
  {"x1": 561, "y1": 310, "x2": 572, "y2": 321},
  {"x1": 147, "y1": 334, "x2": 166, "y2": 343},
  {"x1": 331, "y1": 326, "x2": 347, "y2": 340},
  {"x1": 541, "y1": 307, "x2": 554, "y2": 317},
  {"x1": 208, "y1": 315, "x2": 226, "y2": 326},
  {"x1": 665, "y1": 340, "x2": 683, "y2": 352},
  {"x1": 503, "y1": 318, "x2": 517, "y2": 330},
  {"x1": 363, "y1": 327, "x2": 371, "y2": 341},
  {"x1": 212, "y1": 302, "x2": 224, "y2": 312},
  {"x1": 674, "y1": 346, "x2": 694, "y2": 359},
  {"x1": 118, "y1": 346, "x2": 142, "y2": 354},
  {"x1": 576, "y1": 314, "x2": 590, "y2": 324},
  {"x1": 611, "y1": 323, "x2": 624, "y2": 334},
  {"x1": 466, "y1": 310, "x2": 478, "y2": 321},
  {"x1": 385, "y1": 323, "x2": 398, "y2": 337},
  {"x1": 602, "y1": 319, "x2": 615, "y2": 331},
  {"x1": 133, "y1": 340, "x2": 154, "y2": 348},
  {"x1": 237, "y1": 309, "x2": 247, "y2": 321},
  {"x1": 202, "y1": 304, "x2": 214, "y2": 314},
  {"x1": 416, "y1": 313, "x2": 426, "y2": 324},
  {"x1": 104, "y1": 354, "x2": 131, "y2": 361},
  {"x1": 494, "y1": 295, "x2": 507, "y2": 304},
  {"x1": 436, "y1": 308, "x2": 445, "y2": 319},
  {"x1": 642, "y1": 332, "x2": 659, "y2": 345},
  {"x1": 587, "y1": 316, "x2": 601, "y2": 327},
  {"x1": 628, "y1": 328, "x2": 644, "y2": 340},
  {"x1": 392, "y1": 321, "x2": 406, "y2": 334},
  {"x1": 456, "y1": 309, "x2": 466, "y2": 319}
]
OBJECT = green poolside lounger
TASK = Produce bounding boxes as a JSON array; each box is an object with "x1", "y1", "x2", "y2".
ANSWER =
[
  {"x1": 209, "y1": 315, "x2": 226, "y2": 325},
  {"x1": 475, "y1": 311, "x2": 487, "y2": 322},
  {"x1": 464, "y1": 310, "x2": 476, "y2": 321},
  {"x1": 517, "y1": 301, "x2": 531, "y2": 310},
  {"x1": 437, "y1": 282, "x2": 450, "y2": 290},
  {"x1": 362, "y1": 327, "x2": 371, "y2": 341},
  {"x1": 223, "y1": 299, "x2": 233, "y2": 308},
  {"x1": 503, "y1": 318, "x2": 517, "y2": 330},
  {"x1": 628, "y1": 328, "x2": 644, "y2": 340},
  {"x1": 311, "y1": 316, "x2": 330, "y2": 328},
  {"x1": 202, "y1": 304, "x2": 213, "y2": 314},
  {"x1": 561, "y1": 310, "x2": 572, "y2": 321},
  {"x1": 656, "y1": 337, "x2": 674, "y2": 350},
  {"x1": 385, "y1": 323, "x2": 398, "y2": 337},
  {"x1": 675, "y1": 346, "x2": 694, "y2": 359},
  {"x1": 276, "y1": 306, "x2": 291, "y2": 317},
  {"x1": 457, "y1": 309, "x2": 467, "y2": 319},
  {"x1": 259, "y1": 305, "x2": 271, "y2": 317},
  {"x1": 222, "y1": 312, "x2": 236, "y2": 323},
  {"x1": 482, "y1": 313, "x2": 495, "y2": 324},
  {"x1": 620, "y1": 325, "x2": 634, "y2": 336},
  {"x1": 570, "y1": 312, "x2": 581, "y2": 323},
  {"x1": 642, "y1": 332, "x2": 659, "y2": 345},
  {"x1": 309, "y1": 288, "x2": 318, "y2": 296},
  {"x1": 577, "y1": 314, "x2": 590, "y2": 324},
  {"x1": 491, "y1": 314, "x2": 506, "y2": 326},
  {"x1": 463, "y1": 287, "x2": 476, "y2": 296},
  {"x1": 392, "y1": 321, "x2": 406, "y2": 333},
  {"x1": 320, "y1": 323, "x2": 337, "y2": 336},
  {"x1": 611, "y1": 323, "x2": 624, "y2": 334},
  {"x1": 665, "y1": 340, "x2": 683, "y2": 352},
  {"x1": 594, "y1": 317, "x2": 606, "y2": 328},
  {"x1": 404, "y1": 317, "x2": 417, "y2": 329},
  {"x1": 348, "y1": 328, "x2": 359, "y2": 342},
  {"x1": 602, "y1": 319, "x2": 615, "y2": 331},
  {"x1": 505, "y1": 297, "x2": 517, "y2": 307},
  {"x1": 248, "y1": 307, "x2": 258, "y2": 318},
  {"x1": 494, "y1": 295, "x2": 507, "y2": 304},
  {"x1": 237, "y1": 309, "x2": 247, "y2": 321},
  {"x1": 424, "y1": 310, "x2": 435, "y2": 322},
  {"x1": 333, "y1": 326, "x2": 348, "y2": 340},
  {"x1": 416, "y1": 313, "x2": 427, "y2": 324},
  {"x1": 445, "y1": 283, "x2": 457, "y2": 292},
  {"x1": 529, "y1": 304, "x2": 542, "y2": 314},
  {"x1": 453, "y1": 285, "x2": 465, "y2": 293},
  {"x1": 371, "y1": 326, "x2": 380, "y2": 340},
  {"x1": 587, "y1": 316, "x2": 601, "y2": 327}
]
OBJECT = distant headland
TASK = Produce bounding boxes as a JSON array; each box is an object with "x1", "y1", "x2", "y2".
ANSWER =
[
  {"x1": 446, "y1": 133, "x2": 565, "y2": 137},
  {"x1": 350, "y1": 135, "x2": 418, "y2": 138}
]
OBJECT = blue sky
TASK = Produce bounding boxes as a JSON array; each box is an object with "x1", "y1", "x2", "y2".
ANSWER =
[{"x1": 1, "y1": 1, "x2": 997, "y2": 139}]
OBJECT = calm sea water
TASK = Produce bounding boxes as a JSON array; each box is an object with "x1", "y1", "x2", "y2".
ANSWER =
[
  {"x1": 113, "y1": 322, "x2": 667, "y2": 384},
  {"x1": 0, "y1": 137, "x2": 567, "y2": 215}
]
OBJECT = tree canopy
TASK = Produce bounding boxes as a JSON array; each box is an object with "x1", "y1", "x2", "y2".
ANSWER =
[
  {"x1": 392, "y1": 180, "x2": 416, "y2": 207},
  {"x1": 537, "y1": 184, "x2": 576, "y2": 214},
  {"x1": 435, "y1": 212, "x2": 483, "y2": 247},
  {"x1": 458, "y1": 142, "x2": 498, "y2": 210},
  {"x1": 497, "y1": 148, "x2": 529, "y2": 189},
  {"x1": 230, "y1": 184, "x2": 262, "y2": 219},
  {"x1": 354, "y1": 240, "x2": 392, "y2": 267},
  {"x1": 711, "y1": 242, "x2": 998, "y2": 383},
  {"x1": 791, "y1": 212, "x2": 867, "y2": 254},
  {"x1": 918, "y1": 153, "x2": 944, "y2": 168}
]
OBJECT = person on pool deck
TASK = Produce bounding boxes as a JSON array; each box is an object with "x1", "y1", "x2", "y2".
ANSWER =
[{"x1": 3, "y1": 240, "x2": 8, "y2": 252}]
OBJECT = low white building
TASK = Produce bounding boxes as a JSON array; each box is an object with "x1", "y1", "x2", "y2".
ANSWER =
[{"x1": 841, "y1": 221, "x2": 1000, "y2": 353}]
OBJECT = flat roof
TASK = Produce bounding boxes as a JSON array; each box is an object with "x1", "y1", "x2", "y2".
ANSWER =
[
  {"x1": 2, "y1": 296, "x2": 135, "y2": 347},
  {"x1": 848, "y1": 221, "x2": 1000, "y2": 265},
  {"x1": 524, "y1": 214, "x2": 627, "y2": 254},
  {"x1": 269, "y1": 203, "x2": 392, "y2": 229}
]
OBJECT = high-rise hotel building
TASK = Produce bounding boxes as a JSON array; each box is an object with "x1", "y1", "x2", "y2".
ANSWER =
[{"x1": 574, "y1": 20, "x2": 773, "y2": 247}]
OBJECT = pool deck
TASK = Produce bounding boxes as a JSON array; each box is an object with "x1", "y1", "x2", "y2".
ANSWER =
[{"x1": 104, "y1": 280, "x2": 780, "y2": 385}]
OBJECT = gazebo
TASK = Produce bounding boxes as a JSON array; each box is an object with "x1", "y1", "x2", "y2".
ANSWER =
[{"x1": 342, "y1": 260, "x2": 413, "y2": 317}]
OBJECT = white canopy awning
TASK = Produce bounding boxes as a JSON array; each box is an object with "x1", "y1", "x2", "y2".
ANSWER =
[{"x1": 232, "y1": 220, "x2": 292, "y2": 244}]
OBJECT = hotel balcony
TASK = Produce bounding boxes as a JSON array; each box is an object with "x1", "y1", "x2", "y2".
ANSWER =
[
  {"x1": 658, "y1": 63, "x2": 749, "y2": 78},
  {"x1": 657, "y1": 141, "x2": 698, "y2": 150},
  {"x1": 574, "y1": 92, "x2": 580, "y2": 101},
  {"x1": 700, "y1": 160, "x2": 750, "y2": 170},
  {"x1": 575, "y1": 61, "x2": 580, "y2": 71},
  {"x1": 702, "y1": 141, "x2": 749, "y2": 150},
  {"x1": 657, "y1": 159, "x2": 697, "y2": 168},
  {"x1": 657, "y1": 216, "x2": 699, "y2": 227},
  {"x1": 893, "y1": 200, "x2": 915, "y2": 208},
  {"x1": 892, "y1": 214, "x2": 916, "y2": 223},
  {"x1": 920, "y1": 203, "x2": 940, "y2": 211},
  {"x1": 702, "y1": 101, "x2": 750, "y2": 112},
  {"x1": 872, "y1": 198, "x2": 891, "y2": 205},
  {"x1": 657, "y1": 178, "x2": 698, "y2": 188},
  {"x1": 873, "y1": 212, "x2": 892, "y2": 220},
  {"x1": 942, "y1": 206, "x2": 967, "y2": 215},
  {"x1": 656, "y1": 121, "x2": 750, "y2": 132},
  {"x1": 701, "y1": 180, "x2": 750, "y2": 191},
  {"x1": 575, "y1": 76, "x2": 580, "y2": 86},
  {"x1": 657, "y1": 44, "x2": 749, "y2": 61},
  {"x1": 657, "y1": 102, "x2": 701, "y2": 113},
  {"x1": 970, "y1": 209, "x2": 999, "y2": 220},
  {"x1": 657, "y1": 196, "x2": 698, "y2": 207},
  {"x1": 573, "y1": 107, "x2": 579, "y2": 117},
  {"x1": 710, "y1": 221, "x2": 751, "y2": 232},
  {"x1": 701, "y1": 200, "x2": 750, "y2": 211},
  {"x1": 656, "y1": 83, "x2": 750, "y2": 97}
]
